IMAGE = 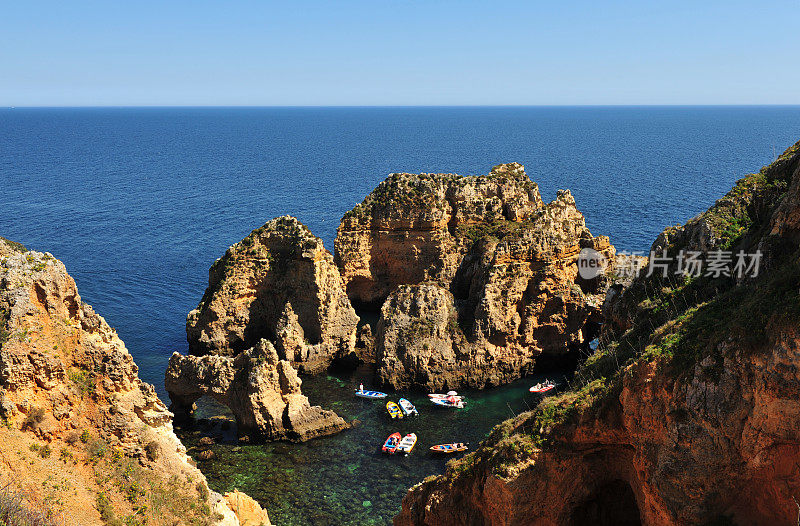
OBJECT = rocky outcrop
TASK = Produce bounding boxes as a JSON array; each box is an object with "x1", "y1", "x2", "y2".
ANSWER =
[
  {"x1": 165, "y1": 339, "x2": 348, "y2": 441},
  {"x1": 173, "y1": 216, "x2": 352, "y2": 442},
  {"x1": 0, "y1": 236, "x2": 26, "y2": 257},
  {"x1": 224, "y1": 490, "x2": 272, "y2": 526},
  {"x1": 0, "y1": 244, "x2": 254, "y2": 525},
  {"x1": 341, "y1": 164, "x2": 615, "y2": 389},
  {"x1": 396, "y1": 140, "x2": 800, "y2": 526},
  {"x1": 187, "y1": 215, "x2": 359, "y2": 374},
  {"x1": 375, "y1": 284, "x2": 466, "y2": 389},
  {"x1": 335, "y1": 163, "x2": 543, "y2": 305}
]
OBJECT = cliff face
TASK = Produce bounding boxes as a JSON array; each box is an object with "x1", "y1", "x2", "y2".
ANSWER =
[
  {"x1": 0, "y1": 239, "x2": 267, "y2": 525},
  {"x1": 173, "y1": 216, "x2": 351, "y2": 441},
  {"x1": 396, "y1": 141, "x2": 800, "y2": 526},
  {"x1": 335, "y1": 163, "x2": 544, "y2": 306},
  {"x1": 166, "y1": 339, "x2": 348, "y2": 442},
  {"x1": 187, "y1": 215, "x2": 359, "y2": 374},
  {"x1": 338, "y1": 164, "x2": 615, "y2": 390}
]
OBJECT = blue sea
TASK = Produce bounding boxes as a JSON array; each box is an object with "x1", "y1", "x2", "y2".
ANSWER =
[{"x1": 2, "y1": 106, "x2": 799, "y2": 524}]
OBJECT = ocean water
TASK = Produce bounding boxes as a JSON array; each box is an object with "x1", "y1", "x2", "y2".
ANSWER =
[{"x1": 2, "y1": 106, "x2": 800, "y2": 523}]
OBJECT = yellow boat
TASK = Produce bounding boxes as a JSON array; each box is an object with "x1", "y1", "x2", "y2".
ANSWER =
[{"x1": 386, "y1": 401, "x2": 403, "y2": 419}]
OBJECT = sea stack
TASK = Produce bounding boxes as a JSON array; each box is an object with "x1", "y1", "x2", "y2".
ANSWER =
[
  {"x1": 169, "y1": 216, "x2": 353, "y2": 440},
  {"x1": 336, "y1": 163, "x2": 616, "y2": 390}
]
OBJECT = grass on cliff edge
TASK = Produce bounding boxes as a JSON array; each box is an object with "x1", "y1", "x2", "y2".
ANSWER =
[
  {"x1": 0, "y1": 237, "x2": 27, "y2": 254},
  {"x1": 438, "y1": 141, "x2": 800, "y2": 481},
  {"x1": 441, "y1": 250, "x2": 800, "y2": 482}
]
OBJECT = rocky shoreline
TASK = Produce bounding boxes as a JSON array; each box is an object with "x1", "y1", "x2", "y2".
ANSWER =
[
  {"x1": 394, "y1": 141, "x2": 800, "y2": 525},
  {"x1": 5, "y1": 140, "x2": 799, "y2": 524},
  {"x1": 0, "y1": 238, "x2": 269, "y2": 525}
]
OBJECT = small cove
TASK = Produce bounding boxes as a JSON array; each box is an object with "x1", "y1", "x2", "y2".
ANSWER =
[{"x1": 178, "y1": 365, "x2": 565, "y2": 525}]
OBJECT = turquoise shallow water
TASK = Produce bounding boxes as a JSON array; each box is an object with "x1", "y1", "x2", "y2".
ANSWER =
[{"x1": 179, "y1": 365, "x2": 562, "y2": 525}]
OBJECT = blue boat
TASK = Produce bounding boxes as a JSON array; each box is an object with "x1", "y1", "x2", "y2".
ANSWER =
[{"x1": 355, "y1": 389, "x2": 387, "y2": 399}]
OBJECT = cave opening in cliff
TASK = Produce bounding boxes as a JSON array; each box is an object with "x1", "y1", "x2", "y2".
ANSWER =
[{"x1": 568, "y1": 479, "x2": 642, "y2": 526}]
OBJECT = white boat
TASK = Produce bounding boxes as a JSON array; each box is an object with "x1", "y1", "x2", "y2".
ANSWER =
[
  {"x1": 398, "y1": 398, "x2": 418, "y2": 416},
  {"x1": 430, "y1": 396, "x2": 464, "y2": 409},
  {"x1": 396, "y1": 433, "x2": 417, "y2": 454},
  {"x1": 428, "y1": 393, "x2": 463, "y2": 400},
  {"x1": 355, "y1": 389, "x2": 387, "y2": 399}
]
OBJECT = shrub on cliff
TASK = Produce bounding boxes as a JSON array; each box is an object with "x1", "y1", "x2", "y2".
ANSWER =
[{"x1": 0, "y1": 485, "x2": 56, "y2": 526}]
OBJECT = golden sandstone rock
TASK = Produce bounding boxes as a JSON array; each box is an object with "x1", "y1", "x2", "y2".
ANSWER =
[
  {"x1": 395, "y1": 141, "x2": 800, "y2": 526},
  {"x1": 0, "y1": 239, "x2": 253, "y2": 525},
  {"x1": 337, "y1": 164, "x2": 616, "y2": 389}
]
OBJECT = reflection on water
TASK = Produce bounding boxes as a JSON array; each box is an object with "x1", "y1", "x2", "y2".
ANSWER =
[{"x1": 178, "y1": 365, "x2": 564, "y2": 525}]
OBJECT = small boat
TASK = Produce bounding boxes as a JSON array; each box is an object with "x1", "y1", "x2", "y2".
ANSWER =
[
  {"x1": 529, "y1": 379, "x2": 556, "y2": 394},
  {"x1": 386, "y1": 401, "x2": 404, "y2": 419},
  {"x1": 396, "y1": 433, "x2": 417, "y2": 454},
  {"x1": 398, "y1": 398, "x2": 418, "y2": 417},
  {"x1": 430, "y1": 443, "x2": 468, "y2": 454},
  {"x1": 355, "y1": 389, "x2": 387, "y2": 399},
  {"x1": 428, "y1": 392, "x2": 463, "y2": 400},
  {"x1": 382, "y1": 432, "x2": 401, "y2": 454},
  {"x1": 430, "y1": 396, "x2": 464, "y2": 409}
]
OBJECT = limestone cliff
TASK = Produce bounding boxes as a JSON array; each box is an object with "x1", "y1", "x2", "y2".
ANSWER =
[
  {"x1": 335, "y1": 163, "x2": 544, "y2": 305},
  {"x1": 165, "y1": 339, "x2": 348, "y2": 442},
  {"x1": 337, "y1": 164, "x2": 615, "y2": 390},
  {"x1": 396, "y1": 141, "x2": 800, "y2": 525},
  {"x1": 187, "y1": 215, "x2": 359, "y2": 374},
  {"x1": 0, "y1": 239, "x2": 268, "y2": 525}
]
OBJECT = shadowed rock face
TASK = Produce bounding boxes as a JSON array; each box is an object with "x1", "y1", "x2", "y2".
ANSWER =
[
  {"x1": 0, "y1": 244, "x2": 250, "y2": 525},
  {"x1": 395, "y1": 141, "x2": 800, "y2": 526},
  {"x1": 165, "y1": 339, "x2": 348, "y2": 442},
  {"x1": 339, "y1": 164, "x2": 616, "y2": 390},
  {"x1": 187, "y1": 215, "x2": 359, "y2": 374}
]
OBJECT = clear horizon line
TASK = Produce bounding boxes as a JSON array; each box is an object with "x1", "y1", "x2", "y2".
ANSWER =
[{"x1": 3, "y1": 103, "x2": 800, "y2": 109}]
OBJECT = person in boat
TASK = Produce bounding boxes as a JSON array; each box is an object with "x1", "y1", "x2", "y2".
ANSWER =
[{"x1": 359, "y1": 382, "x2": 364, "y2": 392}]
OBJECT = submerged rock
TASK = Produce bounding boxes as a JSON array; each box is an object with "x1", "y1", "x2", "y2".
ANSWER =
[
  {"x1": 166, "y1": 339, "x2": 348, "y2": 441},
  {"x1": 187, "y1": 215, "x2": 359, "y2": 374},
  {"x1": 339, "y1": 164, "x2": 615, "y2": 389}
]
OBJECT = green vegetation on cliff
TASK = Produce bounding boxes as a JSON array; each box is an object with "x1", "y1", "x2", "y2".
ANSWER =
[
  {"x1": 0, "y1": 236, "x2": 27, "y2": 255},
  {"x1": 439, "y1": 139, "x2": 800, "y2": 482}
]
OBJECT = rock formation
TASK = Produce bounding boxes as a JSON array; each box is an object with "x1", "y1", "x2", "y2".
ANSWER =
[
  {"x1": 0, "y1": 239, "x2": 262, "y2": 525},
  {"x1": 171, "y1": 216, "x2": 352, "y2": 441},
  {"x1": 335, "y1": 163, "x2": 544, "y2": 305},
  {"x1": 165, "y1": 339, "x2": 348, "y2": 441},
  {"x1": 396, "y1": 141, "x2": 800, "y2": 525},
  {"x1": 187, "y1": 215, "x2": 359, "y2": 374},
  {"x1": 337, "y1": 164, "x2": 616, "y2": 389},
  {"x1": 224, "y1": 490, "x2": 272, "y2": 526}
]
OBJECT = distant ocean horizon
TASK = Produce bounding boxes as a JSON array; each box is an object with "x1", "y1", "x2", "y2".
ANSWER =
[
  {"x1": 2, "y1": 105, "x2": 799, "y2": 392},
  {"x1": 6, "y1": 104, "x2": 800, "y2": 109}
]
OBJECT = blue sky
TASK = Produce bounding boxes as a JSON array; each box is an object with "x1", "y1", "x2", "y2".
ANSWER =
[{"x1": 2, "y1": 1, "x2": 799, "y2": 106}]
